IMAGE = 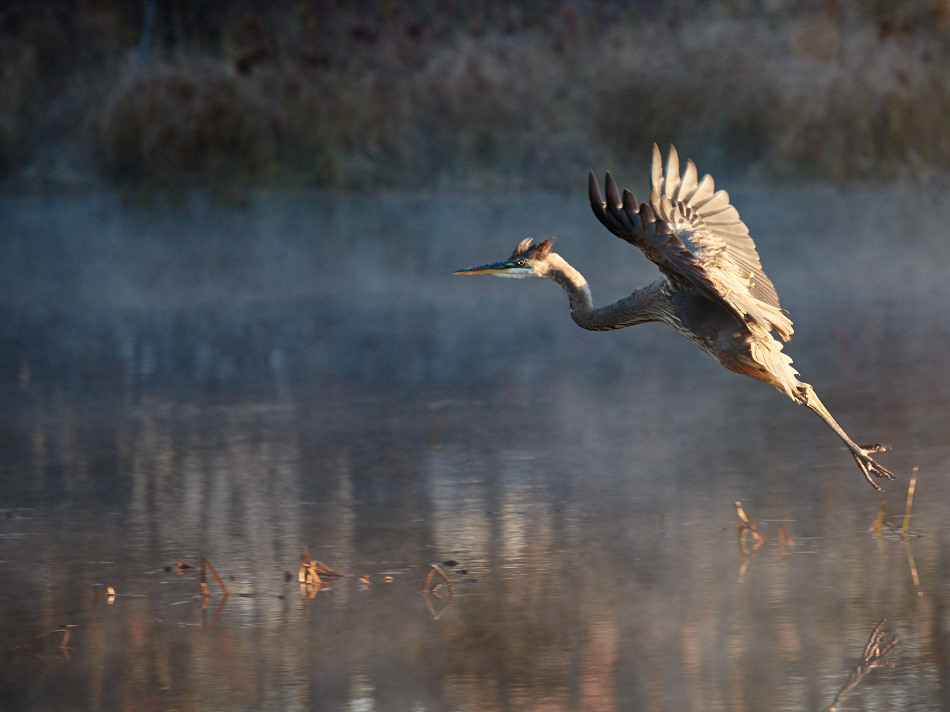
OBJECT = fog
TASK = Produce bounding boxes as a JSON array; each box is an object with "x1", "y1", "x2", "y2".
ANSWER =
[{"x1": 1, "y1": 183, "x2": 949, "y2": 710}]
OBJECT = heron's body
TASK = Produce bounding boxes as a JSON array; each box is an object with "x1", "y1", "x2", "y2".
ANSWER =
[{"x1": 456, "y1": 145, "x2": 894, "y2": 490}]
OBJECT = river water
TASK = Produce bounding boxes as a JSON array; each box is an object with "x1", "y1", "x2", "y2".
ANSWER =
[{"x1": 1, "y1": 184, "x2": 948, "y2": 710}]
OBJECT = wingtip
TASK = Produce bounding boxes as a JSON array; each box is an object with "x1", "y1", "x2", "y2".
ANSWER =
[
  {"x1": 621, "y1": 187, "x2": 638, "y2": 211},
  {"x1": 588, "y1": 170, "x2": 603, "y2": 205},
  {"x1": 666, "y1": 145, "x2": 680, "y2": 184},
  {"x1": 605, "y1": 172, "x2": 621, "y2": 207},
  {"x1": 651, "y1": 145, "x2": 664, "y2": 192}
]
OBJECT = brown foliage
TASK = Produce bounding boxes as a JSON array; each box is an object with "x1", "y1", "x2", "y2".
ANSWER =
[{"x1": 5, "y1": 3, "x2": 950, "y2": 189}]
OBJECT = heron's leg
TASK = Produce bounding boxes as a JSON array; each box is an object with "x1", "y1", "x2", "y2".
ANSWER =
[{"x1": 797, "y1": 384, "x2": 895, "y2": 491}]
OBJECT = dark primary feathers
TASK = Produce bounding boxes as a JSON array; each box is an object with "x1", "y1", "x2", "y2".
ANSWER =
[{"x1": 588, "y1": 144, "x2": 793, "y2": 342}]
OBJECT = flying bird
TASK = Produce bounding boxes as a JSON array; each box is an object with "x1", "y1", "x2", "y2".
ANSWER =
[{"x1": 455, "y1": 145, "x2": 894, "y2": 490}]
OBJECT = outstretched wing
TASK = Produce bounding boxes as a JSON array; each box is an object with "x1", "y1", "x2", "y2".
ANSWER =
[{"x1": 588, "y1": 144, "x2": 793, "y2": 341}]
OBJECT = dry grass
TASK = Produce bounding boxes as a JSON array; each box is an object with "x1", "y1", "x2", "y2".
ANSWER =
[
  {"x1": 99, "y1": 60, "x2": 276, "y2": 185},
  {"x1": 574, "y1": 12, "x2": 950, "y2": 181},
  {"x1": 0, "y1": 32, "x2": 42, "y2": 175},
  {"x1": 5, "y1": 2, "x2": 950, "y2": 190}
]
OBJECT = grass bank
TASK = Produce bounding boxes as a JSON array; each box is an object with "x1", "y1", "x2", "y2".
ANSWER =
[{"x1": 2, "y1": 1, "x2": 950, "y2": 192}]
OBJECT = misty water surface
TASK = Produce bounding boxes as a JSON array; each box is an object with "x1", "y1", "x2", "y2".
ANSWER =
[{"x1": 1, "y1": 184, "x2": 949, "y2": 711}]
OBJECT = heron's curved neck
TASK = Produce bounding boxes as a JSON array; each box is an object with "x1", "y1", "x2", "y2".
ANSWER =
[{"x1": 545, "y1": 253, "x2": 671, "y2": 332}]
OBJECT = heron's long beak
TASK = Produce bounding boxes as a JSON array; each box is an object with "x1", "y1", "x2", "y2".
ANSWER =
[{"x1": 453, "y1": 260, "x2": 514, "y2": 276}]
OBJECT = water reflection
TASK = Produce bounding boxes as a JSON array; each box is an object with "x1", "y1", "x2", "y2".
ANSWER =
[
  {"x1": 1, "y1": 188, "x2": 949, "y2": 710},
  {"x1": 419, "y1": 564, "x2": 455, "y2": 619},
  {"x1": 2, "y1": 385, "x2": 945, "y2": 711},
  {"x1": 824, "y1": 619, "x2": 899, "y2": 712}
]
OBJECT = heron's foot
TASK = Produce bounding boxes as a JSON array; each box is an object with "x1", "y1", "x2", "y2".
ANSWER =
[
  {"x1": 852, "y1": 448, "x2": 895, "y2": 492},
  {"x1": 861, "y1": 443, "x2": 890, "y2": 454}
]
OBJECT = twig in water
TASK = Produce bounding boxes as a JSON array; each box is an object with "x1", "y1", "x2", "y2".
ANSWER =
[
  {"x1": 869, "y1": 467, "x2": 923, "y2": 539},
  {"x1": 777, "y1": 523, "x2": 794, "y2": 556},
  {"x1": 298, "y1": 548, "x2": 344, "y2": 587},
  {"x1": 201, "y1": 558, "x2": 229, "y2": 597},
  {"x1": 735, "y1": 501, "x2": 765, "y2": 541},
  {"x1": 735, "y1": 501, "x2": 768, "y2": 581},
  {"x1": 420, "y1": 564, "x2": 456, "y2": 619},
  {"x1": 421, "y1": 564, "x2": 455, "y2": 594},
  {"x1": 21, "y1": 626, "x2": 75, "y2": 661}
]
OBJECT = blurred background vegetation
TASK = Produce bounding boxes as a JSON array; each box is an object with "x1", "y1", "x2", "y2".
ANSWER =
[{"x1": 1, "y1": 0, "x2": 949, "y2": 192}]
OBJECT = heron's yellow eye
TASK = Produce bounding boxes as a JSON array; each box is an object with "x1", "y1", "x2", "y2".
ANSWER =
[{"x1": 517, "y1": 260, "x2": 526, "y2": 266}]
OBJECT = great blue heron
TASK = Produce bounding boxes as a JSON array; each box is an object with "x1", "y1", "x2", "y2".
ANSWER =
[{"x1": 455, "y1": 145, "x2": 894, "y2": 490}]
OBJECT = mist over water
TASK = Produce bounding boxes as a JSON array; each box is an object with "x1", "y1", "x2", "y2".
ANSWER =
[{"x1": 1, "y1": 185, "x2": 949, "y2": 710}]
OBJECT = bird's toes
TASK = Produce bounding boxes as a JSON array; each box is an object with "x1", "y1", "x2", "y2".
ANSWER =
[
  {"x1": 861, "y1": 469, "x2": 885, "y2": 492},
  {"x1": 865, "y1": 457, "x2": 895, "y2": 482},
  {"x1": 853, "y1": 451, "x2": 894, "y2": 492},
  {"x1": 861, "y1": 443, "x2": 890, "y2": 454},
  {"x1": 871, "y1": 463, "x2": 895, "y2": 480}
]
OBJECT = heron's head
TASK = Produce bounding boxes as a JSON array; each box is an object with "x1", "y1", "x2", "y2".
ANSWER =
[{"x1": 454, "y1": 238, "x2": 556, "y2": 279}]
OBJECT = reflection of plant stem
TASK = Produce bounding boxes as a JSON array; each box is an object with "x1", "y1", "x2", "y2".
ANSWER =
[
  {"x1": 203, "y1": 594, "x2": 229, "y2": 631},
  {"x1": 867, "y1": 469, "x2": 924, "y2": 594},
  {"x1": 824, "y1": 619, "x2": 898, "y2": 712},
  {"x1": 903, "y1": 539, "x2": 923, "y2": 597},
  {"x1": 901, "y1": 467, "x2": 918, "y2": 534}
]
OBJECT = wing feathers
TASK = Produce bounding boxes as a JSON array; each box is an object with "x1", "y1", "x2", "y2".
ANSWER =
[
  {"x1": 664, "y1": 146, "x2": 681, "y2": 197},
  {"x1": 605, "y1": 173, "x2": 623, "y2": 217},
  {"x1": 651, "y1": 144, "x2": 664, "y2": 195},
  {"x1": 689, "y1": 175, "x2": 716, "y2": 205},
  {"x1": 590, "y1": 145, "x2": 792, "y2": 342},
  {"x1": 678, "y1": 160, "x2": 699, "y2": 200},
  {"x1": 621, "y1": 188, "x2": 638, "y2": 213},
  {"x1": 588, "y1": 171, "x2": 627, "y2": 237},
  {"x1": 692, "y1": 190, "x2": 731, "y2": 213},
  {"x1": 652, "y1": 187, "x2": 792, "y2": 341}
]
